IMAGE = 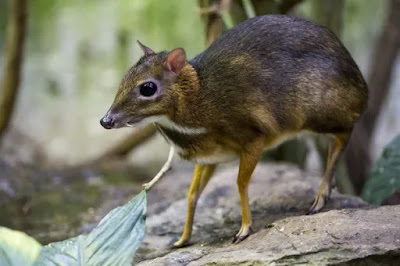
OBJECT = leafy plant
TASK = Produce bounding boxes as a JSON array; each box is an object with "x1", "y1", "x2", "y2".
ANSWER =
[
  {"x1": 0, "y1": 227, "x2": 42, "y2": 266},
  {"x1": 362, "y1": 135, "x2": 400, "y2": 205},
  {"x1": 0, "y1": 190, "x2": 147, "y2": 266}
]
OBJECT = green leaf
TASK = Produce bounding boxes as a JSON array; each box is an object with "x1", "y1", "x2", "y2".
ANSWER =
[
  {"x1": 362, "y1": 135, "x2": 400, "y2": 204},
  {"x1": 0, "y1": 190, "x2": 147, "y2": 266},
  {"x1": 35, "y1": 190, "x2": 147, "y2": 266},
  {"x1": 0, "y1": 227, "x2": 42, "y2": 266}
]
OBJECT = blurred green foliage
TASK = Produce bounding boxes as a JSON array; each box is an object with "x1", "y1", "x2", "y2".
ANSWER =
[
  {"x1": 362, "y1": 135, "x2": 400, "y2": 205},
  {"x1": 21, "y1": 0, "x2": 205, "y2": 99},
  {"x1": 25, "y1": 0, "x2": 204, "y2": 59},
  {"x1": 0, "y1": 0, "x2": 390, "y2": 167}
]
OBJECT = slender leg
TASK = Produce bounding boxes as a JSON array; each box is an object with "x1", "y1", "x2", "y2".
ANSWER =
[
  {"x1": 307, "y1": 133, "x2": 350, "y2": 214},
  {"x1": 173, "y1": 164, "x2": 216, "y2": 247},
  {"x1": 233, "y1": 136, "x2": 265, "y2": 244},
  {"x1": 142, "y1": 146, "x2": 175, "y2": 191}
]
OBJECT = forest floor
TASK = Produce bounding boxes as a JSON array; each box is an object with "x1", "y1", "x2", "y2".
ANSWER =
[{"x1": 1, "y1": 160, "x2": 400, "y2": 265}]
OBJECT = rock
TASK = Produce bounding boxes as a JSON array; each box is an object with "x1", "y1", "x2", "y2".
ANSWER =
[
  {"x1": 135, "y1": 162, "x2": 398, "y2": 265},
  {"x1": 0, "y1": 128, "x2": 47, "y2": 167},
  {"x1": 4, "y1": 160, "x2": 397, "y2": 264},
  {"x1": 138, "y1": 206, "x2": 400, "y2": 265},
  {"x1": 382, "y1": 189, "x2": 400, "y2": 206}
]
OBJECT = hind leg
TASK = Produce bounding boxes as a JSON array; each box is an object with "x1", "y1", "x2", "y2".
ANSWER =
[
  {"x1": 233, "y1": 135, "x2": 265, "y2": 244},
  {"x1": 307, "y1": 132, "x2": 350, "y2": 214}
]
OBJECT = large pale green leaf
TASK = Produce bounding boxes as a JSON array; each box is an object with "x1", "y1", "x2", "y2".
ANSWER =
[
  {"x1": 0, "y1": 227, "x2": 42, "y2": 266},
  {"x1": 0, "y1": 190, "x2": 147, "y2": 266},
  {"x1": 362, "y1": 135, "x2": 400, "y2": 205},
  {"x1": 35, "y1": 190, "x2": 147, "y2": 265}
]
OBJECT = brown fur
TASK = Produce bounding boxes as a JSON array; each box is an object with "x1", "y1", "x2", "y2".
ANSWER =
[{"x1": 101, "y1": 15, "x2": 368, "y2": 246}]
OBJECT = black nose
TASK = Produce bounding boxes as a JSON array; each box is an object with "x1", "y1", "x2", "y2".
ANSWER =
[{"x1": 100, "y1": 116, "x2": 114, "y2": 129}]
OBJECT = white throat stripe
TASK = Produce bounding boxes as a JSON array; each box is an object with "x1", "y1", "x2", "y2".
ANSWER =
[
  {"x1": 156, "y1": 116, "x2": 207, "y2": 134},
  {"x1": 127, "y1": 115, "x2": 207, "y2": 135}
]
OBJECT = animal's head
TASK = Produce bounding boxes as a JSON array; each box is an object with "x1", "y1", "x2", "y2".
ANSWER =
[{"x1": 100, "y1": 41, "x2": 188, "y2": 129}]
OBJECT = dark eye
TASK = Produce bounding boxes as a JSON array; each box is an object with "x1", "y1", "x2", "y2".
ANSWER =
[{"x1": 139, "y1": 82, "x2": 157, "y2": 97}]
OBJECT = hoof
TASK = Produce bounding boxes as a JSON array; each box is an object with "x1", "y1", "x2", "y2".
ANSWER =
[
  {"x1": 232, "y1": 227, "x2": 253, "y2": 244},
  {"x1": 232, "y1": 233, "x2": 250, "y2": 244},
  {"x1": 307, "y1": 194, "x2": 328, "y2": 215},
  {"x1": 172, "y1": 239, "x2": 190, "y2": 248}
]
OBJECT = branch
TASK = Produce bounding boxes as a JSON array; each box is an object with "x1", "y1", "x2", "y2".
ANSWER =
[
  {"x1": 278, "y1": 0, "x2": 304, "y2": 14},
  {"x1": 250, "y1": 0, "x2": 304, "y2": 16},
  {"x1": 310, "y1": 0, "x2": 344, "y2": 36},
  {"x1": 198, "y1": 0, "x2": 231, "y2": 46},
  {"x1": 0, "y1": 0, "x2": 28, "y2": 139}
]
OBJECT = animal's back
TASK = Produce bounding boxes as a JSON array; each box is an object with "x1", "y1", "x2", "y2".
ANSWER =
[{"x1": 190, "y1": 15, "x2": 367, "y2": 134}]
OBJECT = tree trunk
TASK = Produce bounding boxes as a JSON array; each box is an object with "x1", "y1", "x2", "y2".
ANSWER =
[
  {"x1": 310, "y1": 0, "x2": 344, "y2": 36},
  {"x1": 0, "y1": 0, "x2": 28, "y2": 139},
  {"x1": 346, "y1": 0, "x2": 400, "y2": 195},
  {"x1": 198, "y1": 0, "x2": 227, "y2": 46},
  {"x1": 230, "y1": 0, "x2": 303, "y2": 24},
  {"x1": 252, "y1": 0, "x2": 303, "y2": 15},
  {"x1": 199, "y1": 0, "x2": 304, "y2": 44}
]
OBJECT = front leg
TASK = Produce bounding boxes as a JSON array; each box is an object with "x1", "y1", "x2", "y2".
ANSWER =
[
  {"x1": 173, "y1": 164, "x2": 216, "y2": 248},
  {"x1": 233, "y1": 135, "x2": 265, "y2": 244}
]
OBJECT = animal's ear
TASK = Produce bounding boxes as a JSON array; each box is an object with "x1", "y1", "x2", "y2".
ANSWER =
[
  {"x1": 166, "y1": 48, "x2": 186, "y2": 74},
  {"x1": 137, "y1": 40, "x2": 155, "y2": 56}
]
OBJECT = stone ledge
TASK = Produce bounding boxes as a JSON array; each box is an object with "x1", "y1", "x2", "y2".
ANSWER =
[{"x1": 135, "y1": 163, "x2": 397, "y2": 265}]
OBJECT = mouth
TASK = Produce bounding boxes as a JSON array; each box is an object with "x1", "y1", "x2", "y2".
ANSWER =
[
  {"x1": 123, "y1": 116, "x2": 145, "y2": 128},
  {"x1": 125, "y1": 115, "x2": 163, "y2": 128},
  {"x1": 101, "y1": 112, "x2": 161, "y2": 130},
  {"x1": 125, "y1": 122, "x2": 136, "y2": 127},
  {"x1": 111, "y1": 115, "x2": 148, "y2": 129},
  {"x1": 100, "y1": 112, "x2": 144, "y2": 130}
]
